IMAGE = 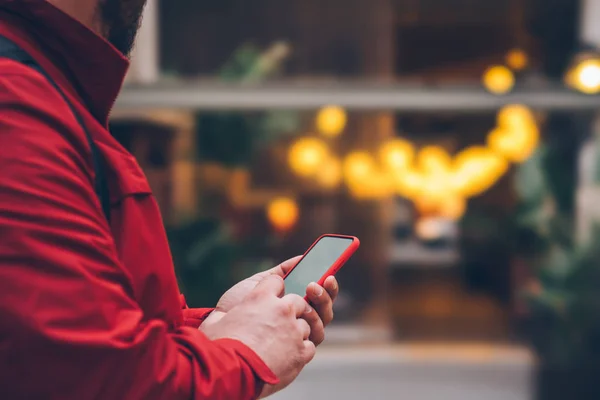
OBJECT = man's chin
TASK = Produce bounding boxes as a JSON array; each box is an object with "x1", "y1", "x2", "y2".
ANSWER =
[{"x1": 100, "y1": 0, "x2": 146, "y2": 57}]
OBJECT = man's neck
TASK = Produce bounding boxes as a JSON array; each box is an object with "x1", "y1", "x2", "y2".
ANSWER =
[{"x1": 46, "y1": 0, "x2": 103, "y2": 36}]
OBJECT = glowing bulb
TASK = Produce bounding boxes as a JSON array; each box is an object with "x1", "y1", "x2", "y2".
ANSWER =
[
  {"x1": 506, "y1": 49, "x2": 528, "y2": 71},
  {"x1": 350, "y1": 170, "x2": 394, "y2": 199},
  {"x1": 267, "y1": 197, "x2": 299, "y2": 232},
  {"x1": 393, "y1": 168, "x2": 424, "y2": 199},
  {"x1": 343, "y1": 151, "x2": 375, "y2": 184},
  {"x1": 419, "y1": 173, "x2": 451, "y2": 202},
  {"x1": 497, "y1": 104, "x2": 536, "y2": 130},
  {"x1": 316, "y1": 157, "x2": 342, "y2": 189},
  {"x1": 316, "y1": 106, "x2": 347, "y2": 138},
  {"x1": 487, "y1": 125, "x2": 539, "y2": 163},
  {"x1": 569, "y1": 59, "x2": 600, "y2": 94},
  {"x1": 483, "y1": 65, "x2": 515, "y2": 95},
  {"x1": 417, "y1": 146, "x2": 452, "y2": 175},
  {"x1": 380, "y1": 139, "x2": 414, "y2": 172},
  {"x1": 288, "y1": 137, "x2": 329, "y2": 177},
  {"x1": 451, "y1": 146, "x2": 509, "y2": 197}
]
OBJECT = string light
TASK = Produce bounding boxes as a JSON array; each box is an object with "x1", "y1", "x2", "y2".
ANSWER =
[
  {"x1": 506, "y1": 49, "x2": 528, "y2": 71},
  {"x1": 343, "y1": 151, "x2": 376, "y2": 185},
  {"x1": 566, "y1": 58, "x2": 600, "y2": 94},
  {"x1": 379, "y1": 139, "x2": 414, "y2": 172},
  {"x1": 288, "y1": 137, "x2": 329, "y2": 177},
  {"x1": 316, "y1": 106, "x2": 347, "y2": 138},
  {"x1": 417, "y1": 146, "x2": 452, "y2": 175},
  {"x1": 451, "y1": 146, "x2": 509, "y2": 197},
  {"x1": 316, "y1": 156, "x2": 342, "y2": 189},
  {"x1": 267, "y1": 197, "x2": 299, "y2": 232},
  {"x1": 482, "y1": 65, "x2": 515, "y2": 95}
]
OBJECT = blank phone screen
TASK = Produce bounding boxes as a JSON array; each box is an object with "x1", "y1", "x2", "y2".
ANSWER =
[{"x1": 284, "y1": 236, "x2": 353, "y2": 296}]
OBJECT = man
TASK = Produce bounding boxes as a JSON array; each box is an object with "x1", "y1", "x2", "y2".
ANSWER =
[{"x1": 0, "y1": 1, "x2": 339, "y2": 399}]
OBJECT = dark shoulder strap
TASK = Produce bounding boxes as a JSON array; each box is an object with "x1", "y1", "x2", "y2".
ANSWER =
[{"x1": 0, "y1": 36, "x2": 111, "y2": 223}]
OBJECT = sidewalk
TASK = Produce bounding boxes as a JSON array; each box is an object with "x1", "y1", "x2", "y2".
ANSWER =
[{"x1": 273, "y1": 343, "x2": 534, "y2": 400}]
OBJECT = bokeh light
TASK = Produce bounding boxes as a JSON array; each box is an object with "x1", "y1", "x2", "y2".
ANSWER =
[
  {"x1": 380, "y1": 139, "x2": 415, "y2": 172},
  {"x1": 451, "y1": 146, "x2": 509, "y2": 197},
  {"x1": 482, "y1": 65, "x2": 515, "y2": 95},
  {"x1": 288, "y1": 137, "x2": 329, "y2": 177},
  {"x1": 417, "y1": 146, "x2": 452, "y2": 175},
  {"x1": 267, "y1": 197, "x2": 299, "y2": 232},
  {"x1": 343, "y1": 151, "x2": 376, "y2": 185},
  {"x1": 316, "y1": 105, "x2": 348, "y2": 138},
  {"x1": 566, "y1": 58, "x2": 600, "y2": 94},
  {"x1": 316, "y1": 156, "x2": 342, "y2": 189},
  {"x1": 506, "y1": 49, "x2": 528, "y2": 71}
]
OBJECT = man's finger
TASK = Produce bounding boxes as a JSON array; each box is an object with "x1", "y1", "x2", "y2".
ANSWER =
[
  {"x1": 306, "y1": 282, "x2": 334, "y2": 326},
  {"x1": 296, "y1": 318, "x2": 311, "y2": 340},
  {"x1": 301, "y1": 304, "x2": 325, "y2": 345},
  {"x1": 253, "y1": 274, "x2": 285, "y2": 298},
  {"x1": 302, "y1": 340, "x2": 317, "y2": 364},
  {"x1": 323, "y1": 275, "x2": 339, "y2": 303},
  {"x1": 267, "y1": 256, "x2": 302, "y2": 278},
  {"x1": 282, "y1": 294, "x2": 310, "y2": 318}
]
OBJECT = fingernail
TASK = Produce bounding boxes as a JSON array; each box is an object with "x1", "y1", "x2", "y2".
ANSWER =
[
  {"x1": 313, "y1": 284, "x2": 324, "y2": 296},
  {"x1": 305, "y1": 305, "x2": 313, "y2": 314}
]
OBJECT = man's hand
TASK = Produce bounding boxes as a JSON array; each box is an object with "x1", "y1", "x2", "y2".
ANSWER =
[
  {"x1": 202, "y1": 275, "x2": 316, "y2": 397},
  {"x1": 201, "y1": 257, "x2": 339, "y2": 345}
]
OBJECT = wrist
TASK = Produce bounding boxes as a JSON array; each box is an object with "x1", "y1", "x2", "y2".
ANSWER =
[{"x1": 199, "y1": 310, "x2": 226, "y2": 331}]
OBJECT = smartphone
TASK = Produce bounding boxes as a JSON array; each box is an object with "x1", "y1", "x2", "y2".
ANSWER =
[{"x1": 283, "y1": 234, "x2": 360, "y2": 298}]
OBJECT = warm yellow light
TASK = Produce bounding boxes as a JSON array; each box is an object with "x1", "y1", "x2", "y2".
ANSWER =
[
  {"x1": 349, "y1": 170, "x2": 394, "y2": 200},
  {"x1": 417, "y1": 146, "x2": 452, "y2": 175},
  {"x1": 567, "y1": 58, "x2": 600, "y2": 94},
  {"x1": 506, "y1": 49, "x2": 528, "y2": 71},
  {"x1": 267, "y1": 197, "x2": 299, "y2": 232},
  {"x1": 288, "y1": 137, "x2": 329, "y2": 177},
  {"x1": 393, "y1": 168, "x2": 425, "y2": 199},
  {"x1": 343, "y1": 151, "x2": 375, "y2": 184},
  {"x1": 482, "y1": 65, "x2": 515, "y2": 95},
  {"x1": 492, "y1": 104, "x2": 539, "y2": 163},
  {"x1": 497, "y1": 104, "x2": 536, "y2": 130},
  {"x1": 451, "y1": 146, "x2": 509, "y2": 197},
  {"x1": 439, "y1": 195, "x2": 467, "y2": 221},
  {"x1": 414, "y1": 197, "x2": 439, "y2": 217},
  {"x1": 316, "y1": 157, "x2": 342, "y2": 189},
  {"x1": 419, "y1": 172, "x2": 451, "y2": 203},
  {"x1": 380, "y1": 139, "x2": 415, "y2": 173},
  {"x1": 316, "y1": 105, "x2": 347, "y2": 138},
  {"x1": 487, "y1": 125, "x2": 539, "y2": 163}
]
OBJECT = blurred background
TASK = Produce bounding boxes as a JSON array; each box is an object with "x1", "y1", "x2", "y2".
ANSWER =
[{"x1": 115, "y1": 0, "x2": 600, "y2": 399}]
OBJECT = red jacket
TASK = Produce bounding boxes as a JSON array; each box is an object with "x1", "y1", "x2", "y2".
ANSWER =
[{"x1": 0, "y1": 1, "x2": 277, "y2": 399}]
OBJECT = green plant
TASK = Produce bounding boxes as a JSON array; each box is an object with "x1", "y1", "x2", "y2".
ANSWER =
[
  {"x1": 196, "y1": 41, "x2": 300, "y2": 168},
  {"x1": 515, "y1": 138, "x2": 600, "y2": 367}
]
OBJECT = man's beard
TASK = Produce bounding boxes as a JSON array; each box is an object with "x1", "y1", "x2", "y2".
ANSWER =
[{"x1": 100, "y1": 0, "x2": 147, "y2": 57}]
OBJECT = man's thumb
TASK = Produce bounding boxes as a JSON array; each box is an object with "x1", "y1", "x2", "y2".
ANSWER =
[{"x1": 254, "y1": 274, "x2": 285, "y2": 298}]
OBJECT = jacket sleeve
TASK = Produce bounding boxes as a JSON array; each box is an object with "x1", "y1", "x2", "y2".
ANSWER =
[
  {"x1": 0, "y1": 72, "x2": 278, "y2": 400},
  {"x1": 180, "y1": 295, "x2": 214, "y2": 328}
]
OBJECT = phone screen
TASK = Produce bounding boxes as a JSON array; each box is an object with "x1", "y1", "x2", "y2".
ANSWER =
[{"x1": 284, "y1": 236, "x2": 353, "y2": 296}]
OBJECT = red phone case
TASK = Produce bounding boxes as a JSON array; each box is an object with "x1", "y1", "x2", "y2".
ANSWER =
[{"x1": 283, "y1": 234, "x2": 360, "y2": 298}]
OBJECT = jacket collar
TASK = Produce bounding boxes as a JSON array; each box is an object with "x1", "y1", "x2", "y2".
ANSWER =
[{"x1": 0, "y1": 0, "x2": 129, "y2": 125}]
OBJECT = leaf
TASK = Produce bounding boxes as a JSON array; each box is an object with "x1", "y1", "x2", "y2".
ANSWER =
[
  {"x1": 514, "y1": 147, "x2": 547, "y2": 204},
  {"x1": 539, "y1": 244, "x2": 573, "y2": 286},
  {"x1": 256, "y1": 111, "x2": 301, "y2": 143}
]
